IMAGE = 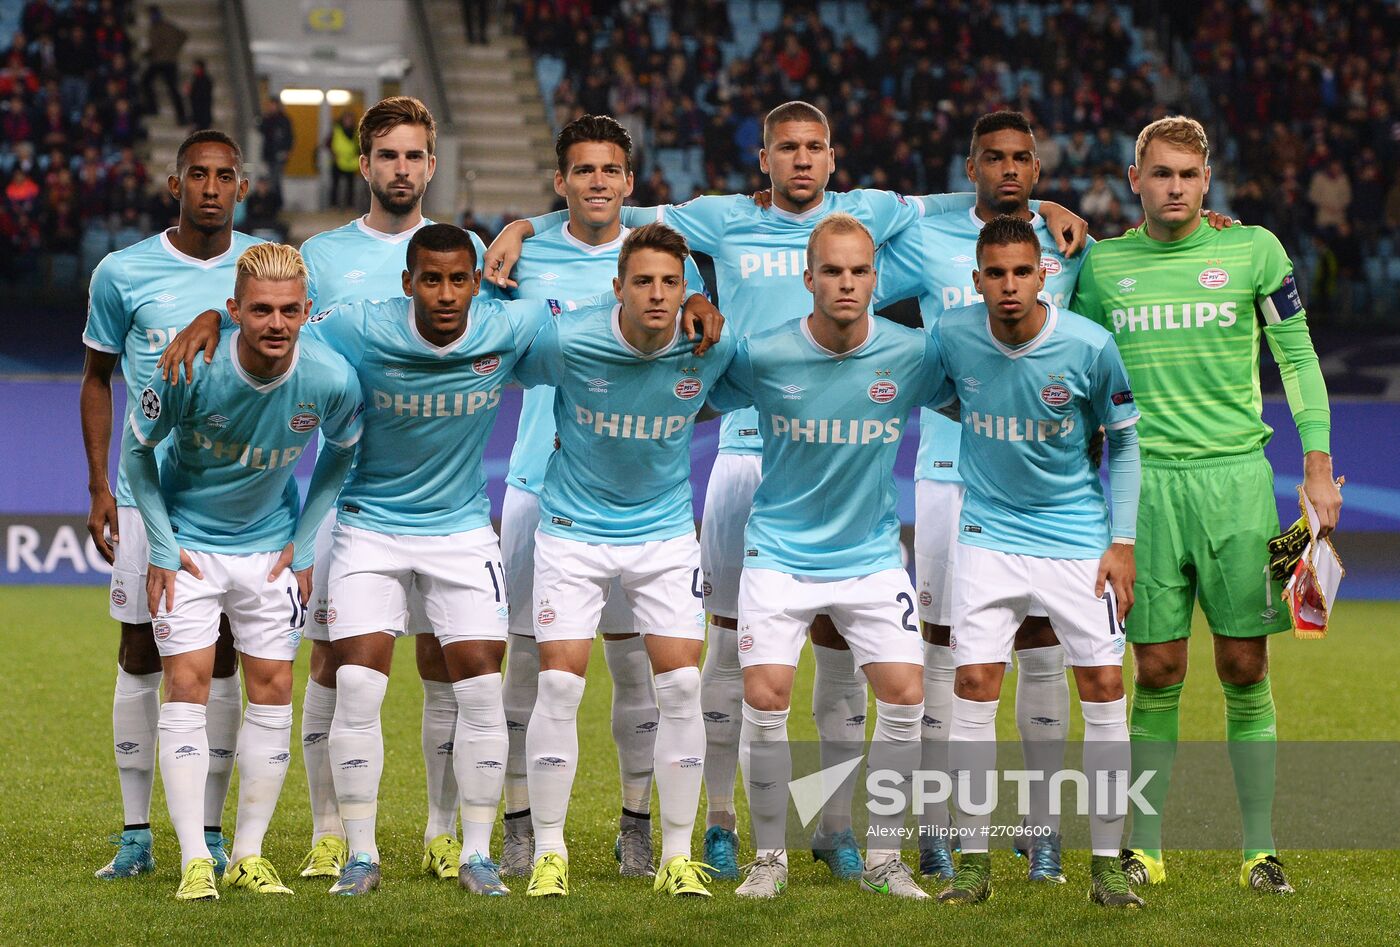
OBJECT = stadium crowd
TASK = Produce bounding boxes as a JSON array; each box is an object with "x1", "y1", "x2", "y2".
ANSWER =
[{"x1": 517, "y1": 0, "x2": 1400, "y2": 316}]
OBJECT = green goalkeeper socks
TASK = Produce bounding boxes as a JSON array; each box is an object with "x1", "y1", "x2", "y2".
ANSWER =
[
  {"x1": 1126, "y1": 681, "x2": 1182, "y2": 860},
  {"x1": 1223, "y1": 676, "x2": 1278, "y2": 860}
]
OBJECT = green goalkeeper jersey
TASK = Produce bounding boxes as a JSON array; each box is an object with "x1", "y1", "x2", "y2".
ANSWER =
[{"x1": 1071, "y1": 221, "x2": 1330, "y2": 461}]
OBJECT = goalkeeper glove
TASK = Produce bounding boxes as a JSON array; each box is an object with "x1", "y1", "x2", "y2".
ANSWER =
[{"x1": 1267, "y1": 517, "x2": 1310, "y2": 582}]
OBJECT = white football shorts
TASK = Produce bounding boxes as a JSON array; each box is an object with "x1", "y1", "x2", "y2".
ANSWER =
[
  {"x1": 309, "y1": 512, "x2": 435, "y2": 641},
  {"x1": 108, "y1": 505, "x2": 150, "y2": 622},
  {"x1": 531, "y1": 529, "x2": 706, "y2": 642},
  {"x1": 699, "y1": 452, "x2": 762, "y2": 620},
  {"x1": 736, "y1": 567, "x2": 924, "y2": 669},
  {"x1": 326, "y1": 523, "x2": 510, "y2": 645},
  {"x1": 151, "y1": 548, "x2": 304, "y2": 661},
  {"x1": 502, "y1": 484, "x2": 634, "y2": 638},
  {"x1": 949, "y1": 543, "x2": 1126, "y2": 668}
]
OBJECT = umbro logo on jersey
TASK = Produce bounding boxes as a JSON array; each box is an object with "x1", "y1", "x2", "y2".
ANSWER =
[
  {"x1": 155, "y1": 292, "x2": 177, "y2": 304},
  {"x1": 951, "y1": 254, "x2": 973, "y2": 264},
  {"x1": 385, "y1": 366, "x2": 406, "y2": 378},
  {"x1": 343, "y1": 270, "x2": 366, "y2": 282},
  {"x1": 586, "y1": 377, "x2": 609, "y2": 392},
  {"x1": 1117, "y1": 277, "x2": 1137, "y2": 292},
  {"x1": 539, "y1": 272, "x2": 559, "y2": 281},
  {"x1": 961, "y1": 376, "x2": 981, "y2": 391},
  {"x1": 780, "y1": 384, "x2": 804, "y2": 400},
  {"x1": 206, "y1": 414, "x2": 228, "y2": 428}
]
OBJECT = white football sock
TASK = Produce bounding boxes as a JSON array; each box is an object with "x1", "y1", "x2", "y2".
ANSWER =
[
  {"x1": 1015, "y1": 644, "x2": 1069, "y2": 839},
  {"x1": 300, "y1": 678, "x2": 342, "y2": 843},
  {"x1": 501, "y1": 633, "x2": 540, "y2": 816},
  {"x1": 330, "y1": 665, "x2": 388, "y2": 861},
  {"x1": 229, "y1": 702, "x2": 292, "y2": 863},
  {"x1": 204, "y1": 672, "x2": 241, "y2": 832},
  {"x1": 811, "y1": 644, "x2": 867, "y2": 835},
  {"x1": 112, "y1": 667, "x2": 161, "y2": 826},
  {"x1": 158, "y1": 701, "x2": 211, "y2": 869},
  {"x1": 603, "y1": 636, "x2": 657, "y2": 815},
  {"x1": 866, "y1": 699, "x2": 923, "y2": 863},
  {"x1": 1082, "y1": 697, "x2": 1130, "y2": 856},
  {"x1": 699, "y1": 624, "x2": 743, "y2": 829},
  {"x1": 653, "y1": 666, "x2": 704, "y2": 865},
  {"x1": 453, "y1": 673, "x2": 507, "y2": 863},
  {"x1": 421, "y1": 679, "x2": 460, "y2": 845},
  {"x1": 739, "y1": 701, "x2": 790, "y2": 864},
  {"x1": 948, "y1": 695, "x2": 999, "y2": 854},
  {"x1": 919, "y1": 643, "x2": 956, "y2": 844},
  {"x1": 527, "y1": 669, "x2": 586, "y2": 861}
]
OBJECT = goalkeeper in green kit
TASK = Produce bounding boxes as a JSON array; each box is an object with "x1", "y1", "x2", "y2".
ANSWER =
[{"x1": 1070, "y1": 117, "x2": 1342, "y2": 894}]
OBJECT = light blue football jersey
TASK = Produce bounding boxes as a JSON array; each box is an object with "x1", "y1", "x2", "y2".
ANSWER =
[
  {"x1": 533, "y1": 191, "x2": 969, "y2": 454},
  {"x1": 933, "y1": 302, "x2": 1139, "y2": 559},
  {"x1": 495, "y1": 221, "x2": 705, "y2": 495},
  {"x1": 513, "y1": 298, "x2": 737, "y2": 544},
  {"x1": 875, "y1": 208, "x2": 1089, "y2": 484},
  {"x1": 124, "y1": 333, "x2": 363, "y2": 569},
  {"x1": 300, "y1": 216, "x2": 488, "y2": 310},
  {"x1": 310, "y1": 294, "x2": 554, "y2": 535},
  {"x1": 706, "y1": 315, "x2": 953, "y2": 577},
  {"x1": 82, "y1": 229, "x2": 265, "y2": 506}
]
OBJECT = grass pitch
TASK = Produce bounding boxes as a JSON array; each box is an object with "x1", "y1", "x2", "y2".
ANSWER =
[{"x1": 2, "y1": 588, "x2": 1397, "y2": 945}]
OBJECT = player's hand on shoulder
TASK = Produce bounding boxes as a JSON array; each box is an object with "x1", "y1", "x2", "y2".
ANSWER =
[
  {"x1": 1039, "y1": 201, "x2": 1090, "y2": 257},
  {"x1": 749, "y1": 188, "x2": 773, "y2": 210},
  {"x1": 1096, "y1": 542, "x2": 1135, "y2": 624},
  {"x1": 87, "y1": 487, "x2": 119, "y2": 564},
  {"x1": 682, "y1": 294, "x2": 724, "y2": 355},
  {"x1": 1201, "y1": 208, "x2": 1239, "y2": 230},
  {"x1": 158, "y1": 309, "x2": 224, "y2": 383},
  {"x1": 484, "y1": 220, "x2": 531, "y2": 290}
]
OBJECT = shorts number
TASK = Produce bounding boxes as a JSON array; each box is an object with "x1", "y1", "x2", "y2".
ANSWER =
[
  {"x1": 1102, "y1": 591, "x2": 1124, "y2": 636},
  {"x1": 484, "y1": 560, "x2": 505, "y2": 603},
  {"x1": 691, "y1": 568, "x2": 703, "y2": 599},
  {"x1": 285, "y1": 587, "x2": 307, "y2": 629},
  {"x1": 896, "y1": 592, "x2": 917, "y2": 632}
]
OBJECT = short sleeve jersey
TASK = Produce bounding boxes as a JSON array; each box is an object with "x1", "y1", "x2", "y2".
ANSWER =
[
  {"x1": 513, "y1": 298, "x2": 737, "y2": 544},
  {"x1": 706, "y1": 315, "x2": 953, "y2": 577},
  {"x1": 934, "y1": 302, "x2": 1138, "y2": 558},
  {"x1": 874, "y1": 208, "x2": 1087, "y2": 483},
  {"x1": 1070, "y1": 223, "x2": 1303, "y2": 460},
  {"x1": 300, "y1": 216, "x2": 488, "y2": 310},
  {"x1": 82, "y1": 229, "x2": 265, "y2": 505},
  {"x1": 495, "y1": 221, "x2": 705, "y2": 495},
  {"x1": 628, "y1": 190, "x2": 928, "y2": 454},
  {"x1": 126, "y1": 334, "x2": 362, "y2": 554},
  {"x1": 309, "y1": 295, "x2": 553, "y2": 535}
]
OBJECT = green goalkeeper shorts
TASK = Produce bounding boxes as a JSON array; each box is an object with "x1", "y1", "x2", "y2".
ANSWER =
[{"x1": 1128, "y1": 449, "x2": 1293, "y2": 644}]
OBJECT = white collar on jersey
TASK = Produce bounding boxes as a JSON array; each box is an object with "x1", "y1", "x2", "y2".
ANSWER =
[
  {"x1": 408, "y1": 298, "x2": 474, "y2": 355},
  {"x1": 967, "y1": 206, "x2": 1043, "y2": 230},
  {"x1": 769, "y1": 193, "x2": 829, "y2": 223},
  {"x1": 159, "y1": 229, "x2": 239, "y2": 269},
  {"x1": 986, "y1": 301, "x2": 1059, "y2": 359},
  {"x1": 354, "y1": 215, "x2": 430, "y2": 244},
  {"x1": 800, "y1": 311, "x2": 877, "y2": 359},
  {"x1": 228, "y1": 330, "x2": 300, "y2": 392},
  {"x1": 559, "y1": 220, "x2": 630, "y2": 255},
  {"x1": 610, "y1": 302, "x2": 681, "y2": 359}
]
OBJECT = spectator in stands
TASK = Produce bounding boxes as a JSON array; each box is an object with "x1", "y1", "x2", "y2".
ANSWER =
[
  {"x1": 244, "y1": 177, "x2": 286, "y2": 241},
  {"x1": 188, "y1": 59, "x2": 212, "y2": 129},
  {"x1": 1309, "y1": 159, "x2": 1353, "y2": 234},
  {"x1": 326, "y1": 109, "x2": 360, "y2": 209},
  {"x1": 258, "y1": 97, "x2": 294, "y2": 196},
  {"x1": 140, "y1": 5, "x2": 187, "y2": 124}
]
